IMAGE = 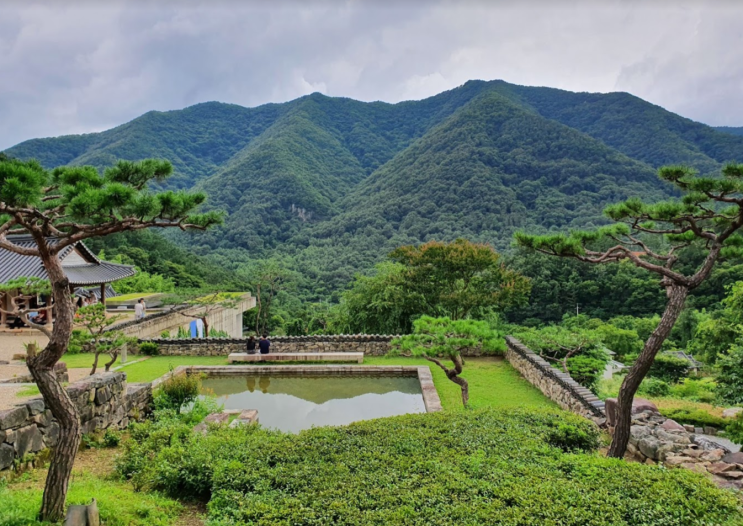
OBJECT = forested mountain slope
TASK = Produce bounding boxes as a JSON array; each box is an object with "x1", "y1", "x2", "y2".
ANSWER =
[
  {"x1": 716, "y1": 126, "x2": 743, "y2": 138},
  {"x1": 485, "y1": 81, "x2": 743, "y2": 174},
  {"x1": 282, "y1": 90, "x2": 670, "y2": 294},
  {"x1": 6, "y1": 80, "x2": 743, "y2": 298}
]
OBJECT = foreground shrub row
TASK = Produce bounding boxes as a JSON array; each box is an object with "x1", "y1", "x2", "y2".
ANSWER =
[{"x1": 117, "y1": 408, "x2": 742, "y2": 525}]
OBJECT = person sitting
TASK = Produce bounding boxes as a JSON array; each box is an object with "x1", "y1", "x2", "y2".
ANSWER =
[
  {"x1": 9, "y1": 316, "x2": 25, "y2": 329},
  {"x1": 246, "y1": 335, "x2": 257, "y2": 354},
  {"x1": 258, "y1": 334, "x2": 271, "y2": 355}
]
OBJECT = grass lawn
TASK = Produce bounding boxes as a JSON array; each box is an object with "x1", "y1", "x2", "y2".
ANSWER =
[
  {"x1": 364, "y1": 356, "x2": 554, "y2": 410},
  {"x1": 0, "y1": 447, "x2": 198, "y2": 526},
  {"x1": 61, "y1": 353, "x2": 554, "y2": 410}
]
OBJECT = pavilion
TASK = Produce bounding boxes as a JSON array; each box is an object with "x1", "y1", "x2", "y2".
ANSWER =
[{"x1": 0, "y1": 235, "x2": 135, "y2": 329}]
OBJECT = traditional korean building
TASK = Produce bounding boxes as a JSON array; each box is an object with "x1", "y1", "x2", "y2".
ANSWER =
[{"x1": 0, "y1": 235, "x2": 135, "y2": 329}]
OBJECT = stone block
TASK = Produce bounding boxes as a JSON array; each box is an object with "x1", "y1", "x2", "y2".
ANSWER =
[
  {"x1": 663, "y1": 456, "x2": 687, "y2": 467},
  {"x1": 0, "y1": 406, "x2": 29, "y2": 430},
  {"x1": 94, "y1": 387, "x2": 112, "y2": 406},
  {"x1": 638, "y1": 436, "x2": 661, "y2": 459},
  {"x1": 708, "y1": 462, "x2": 737, "y2": 474},
  {"x1": 42, "y1": 422, "x2": 60, "y2": 447},
  {"x1": 722, "y1": 452, "x2": 743, "y2": 464},
  {"x1": 605, "y1": 397, "x2": 659, "y2": 427},
  {"x1": 193, "y1": 412, "x2": 230, "y2": 434},
  {"x1": 700, "y1": 449, "x2": 725, "y2": 462},
  {"x1": 681, "y1": 462, "x2": 708, "y2": 474},
  {"x1": 660, "y1": 419, "x2": 685, "y2": 432},
  {"x1": 24, "y1": 399, "x2": 45, "y2": 416},
  {"x1": 722, "y1": 407, "x2": 743, "y2": 419},
  {"x1": 703, "y1": 426, "x2": 717, "y2": 436},
  {"x1": 65, "y1": 505, "x2": 88, "y2": 526},
  {"x1": 32, "y1": 410, "x2": 52, "y2": 427},
  {"x1": 0, "y1": 443, "x2": 14, "y2": 470},
  {"x1": 14, "y1": 425, "x2": 44, "y2": 457},
  {"x1": 719, "y1": 470, "x2": 743, "y2": 479}
]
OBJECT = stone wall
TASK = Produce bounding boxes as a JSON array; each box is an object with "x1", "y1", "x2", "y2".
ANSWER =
[
  {"x1": 504, "y1": 336, "x2": 606, "y2": 419},
  {"x1": 0, "y1": 372, "x2": 152, "y2": 472},
  {"x1": 143, "y1": 335, "x2": 398, "y2": 356},
  {"x1": 138, "y1": 334, "x2": 493, "y2": 357},
  {"x1": 112, "y1": 294, "x2": 255, "y2": 340}
]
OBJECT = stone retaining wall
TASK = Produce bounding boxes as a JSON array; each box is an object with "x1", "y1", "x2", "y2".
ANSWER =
[
  {"x1": 110, "y1": 294, "x2": 255, "y2": 340},
  {"x1": 0, "y1": 372, "x2": 152, "y2": 472},
  {"x1": 504, "y1": 336, "x2": 606, "y2": 419},
  {"x1": 138, "y1": 335, "x2": 490, "y2": 357}
]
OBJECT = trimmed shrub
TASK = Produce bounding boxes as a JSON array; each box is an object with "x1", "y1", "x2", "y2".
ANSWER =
[
  {"x1": 638, "y1": 378, "x2": 670, "y2": 397},
  {"x1": 546, "y1": 422, "x2": 599, "y2": 452},
  {"x1": 566, "y1": 355, "x2": 605, "y2": 391},
  {"x1": 668, "y1": 378, "x2": 716, "y2": 403},
  {"x1": 646, "y1": 354, "x2": 690, "y2": 383},
  {"x1": 116, "y1": 408, "x2": 742, "y2": 525},
  {"x1": 139, "y1": 341, "x2": 160, "y2": 356}
]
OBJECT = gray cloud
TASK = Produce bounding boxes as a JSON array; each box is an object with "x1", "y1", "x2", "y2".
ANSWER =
[{"x1": 1, "y1": 0, "x2": 742, "y2": 150}]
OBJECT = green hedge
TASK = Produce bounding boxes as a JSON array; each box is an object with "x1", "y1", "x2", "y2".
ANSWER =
[
  {"x1": 117, "y1": 408, "x2": 741, "y2": 525},
  {"x1": 659, "y1": 407, "x2": 727, "y2": 429}
]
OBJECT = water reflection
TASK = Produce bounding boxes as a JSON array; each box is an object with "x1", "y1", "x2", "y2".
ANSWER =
[{"x1": 201, "y1": 375, "x2": 425, "y2": 433}]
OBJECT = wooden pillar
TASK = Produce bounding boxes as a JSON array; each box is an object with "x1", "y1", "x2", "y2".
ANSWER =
[
  {"x1": 100, "y1": 283, "x2": 106, "y2": 306},
  {"x1": 0, "y1": 293, "x2": 6, "y2": 328}
]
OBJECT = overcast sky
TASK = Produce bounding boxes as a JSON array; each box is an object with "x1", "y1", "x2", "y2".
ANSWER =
[{"x1": 1, "y1": 0, "x2": 742, "y2": 150}]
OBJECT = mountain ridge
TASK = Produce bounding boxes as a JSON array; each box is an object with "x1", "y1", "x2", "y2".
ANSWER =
[{"x1": 5, "y1": 80, "x2": 743, "y2": 298}]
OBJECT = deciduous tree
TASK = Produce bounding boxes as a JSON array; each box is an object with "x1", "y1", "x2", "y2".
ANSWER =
[
  {"x1": 0, "y1": 156, "x2": 220, "y2": 521},
  {"x1": 390, "y1": 239, "x2": 530, "y2": 321},
  {"x1": 515, "y1": 163, "x2": 743, "y2": 458}
]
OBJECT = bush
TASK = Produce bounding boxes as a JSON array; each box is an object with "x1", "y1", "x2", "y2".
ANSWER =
[
  {"x1": 160, "y1": 330, "x2": 171, "y2": 338},
  {"x1": 115, "y1": 408, "x2": 742, "y2": 525},
  {"x1": 566, "y1": 355, "x2": 605, "y2": 391},
  {"x1": 725, "y1": 412, "x2": 743, "y2": 446},
  {"x1": 156, "y1": 372, "x2": 201, "y2": 413},
  {"x1": 668, "y1": 378, "x2": 716, "y2": 403},
  {"x1": 103, "y1": 430, "x2": 121, "y2": 448},
  {"x1": 546, "y1": 422, "x2": 599, "y2": 452},
  {"x1": 646, "y1": 354, "x2": 690, "y2": 383},
  {"x1": 716, "y1": 343, "x2": 743, "y2": 405},
  {"x1": 139, "y1": 342, "x2": 160, "y2": 356},
  {"x1": 638, "y1": 378, "x2": 670, "y2": 397}
]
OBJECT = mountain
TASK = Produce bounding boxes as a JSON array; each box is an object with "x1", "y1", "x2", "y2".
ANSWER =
[
  {"x1": 6, "y1": 80, "x2": 743, "y2": 298},
  {"x1": 716, "y1": 126, "x2": 743, "y2": 138}
]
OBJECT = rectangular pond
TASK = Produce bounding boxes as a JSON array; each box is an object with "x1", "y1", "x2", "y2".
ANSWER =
[{"x1": 200, "y1": 373, "x2": 426, "y2": 433}]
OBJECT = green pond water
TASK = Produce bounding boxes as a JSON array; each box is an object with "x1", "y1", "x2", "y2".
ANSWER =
[{"x1": 200, "y1": 375, "x2": 425, "y2": 433}]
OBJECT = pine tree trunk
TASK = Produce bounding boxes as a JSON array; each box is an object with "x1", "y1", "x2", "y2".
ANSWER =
[
  {"x1": 25, "y1": 244, "x2": 81, "y2": 522},
  {"x1": 607, "y1": 285, "x2": 688, "y2": 458}
]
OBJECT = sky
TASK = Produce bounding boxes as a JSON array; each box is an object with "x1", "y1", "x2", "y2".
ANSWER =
[{"x1": 1, "y1": 0, "x2": 742, "y2": 150}]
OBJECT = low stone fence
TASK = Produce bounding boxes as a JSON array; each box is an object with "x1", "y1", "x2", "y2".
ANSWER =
[
  {"x1": 142, "y1": 335, "x2": 398, "y2": 357},
  {"x1": 0, "y1": 372, "x2": 152, "y2": 472},
  {"x1": 0, "y1": 362, "x2": 68, "y2": 385},
  {"x1": 504, "y1": 336, "x2": 606, "y2": 419},
  {"x1": 138, "y1": 334, "x2": 493, "y2": 357}
]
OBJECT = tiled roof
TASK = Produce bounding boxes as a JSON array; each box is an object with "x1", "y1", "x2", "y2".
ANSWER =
[{"x1": 0, "y1": 235, "x2": 135, "y2": 285}]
